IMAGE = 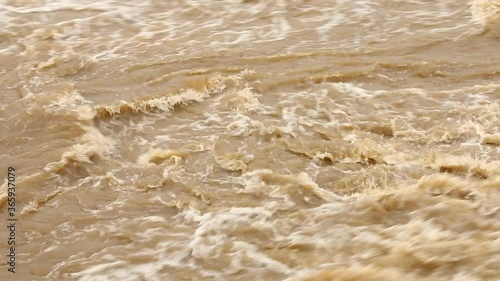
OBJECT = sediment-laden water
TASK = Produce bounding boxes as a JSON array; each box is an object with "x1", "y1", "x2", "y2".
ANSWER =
[{"x1": 0, "y1": 0, "x2": 499, "y2": 280}]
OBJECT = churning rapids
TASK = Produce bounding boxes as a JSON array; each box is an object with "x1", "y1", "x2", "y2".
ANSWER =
[{"x1": 0, "y1": 0, "x2": 499, "y2": 280}]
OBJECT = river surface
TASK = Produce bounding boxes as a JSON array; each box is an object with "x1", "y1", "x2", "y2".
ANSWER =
[{"x1": 0, "y1": 0, "x2": 499, "y2": 280}]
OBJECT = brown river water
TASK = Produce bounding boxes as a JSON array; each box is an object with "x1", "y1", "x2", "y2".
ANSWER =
[{"x1": 0, "y1": 0, "x2": 499, "y2": 280}]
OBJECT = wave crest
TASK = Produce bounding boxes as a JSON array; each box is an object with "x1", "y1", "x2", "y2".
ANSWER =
[{"x1": 471, "y1": 0, "x2": 500, "y2": 36}]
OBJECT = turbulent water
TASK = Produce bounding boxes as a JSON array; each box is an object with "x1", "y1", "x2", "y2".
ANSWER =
[{"x1": 0, "y1": 0, "x2": 499, "y2": 280}]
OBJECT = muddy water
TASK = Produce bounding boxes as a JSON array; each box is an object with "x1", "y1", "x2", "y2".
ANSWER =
[{"x1": 0, "y1": 0, "x2": 499, "y2": 280}]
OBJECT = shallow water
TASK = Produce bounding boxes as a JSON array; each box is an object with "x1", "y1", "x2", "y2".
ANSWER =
[{"x1": 0, "y1": 0, "x2": 499, "y2": 280}]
